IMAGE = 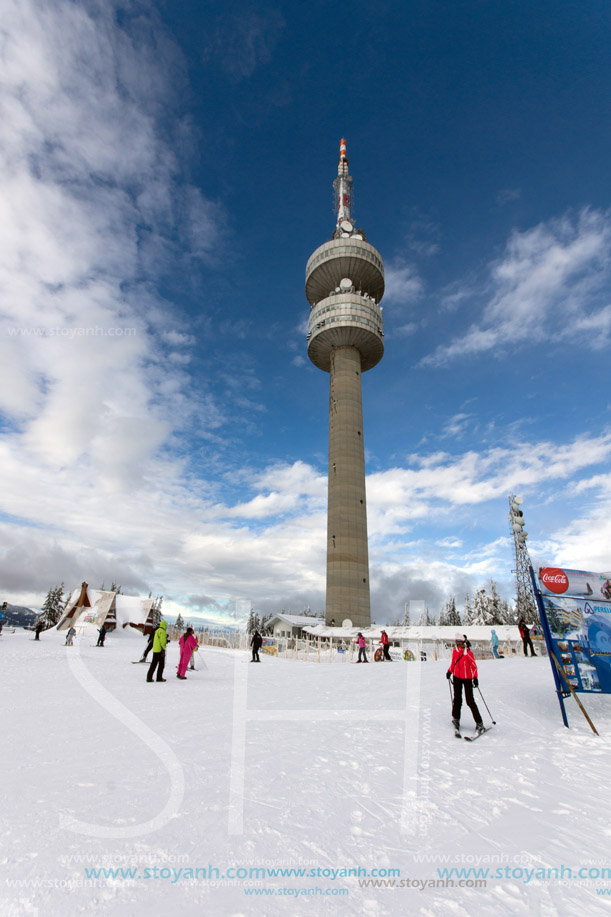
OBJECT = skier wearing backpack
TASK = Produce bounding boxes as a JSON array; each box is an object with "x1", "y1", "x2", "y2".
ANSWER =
[{"x1": 446, "y1": 633, "x2": 484, "y2": 734}]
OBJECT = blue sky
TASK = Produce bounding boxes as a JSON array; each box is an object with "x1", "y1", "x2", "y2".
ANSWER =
[{"x1": 2, "y1": 0, "x2": 611, "y2": 624}]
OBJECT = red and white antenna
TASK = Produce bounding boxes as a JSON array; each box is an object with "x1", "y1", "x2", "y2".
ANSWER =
[{"x1": 334, "y1": 137, "x2": 353, "y2": 228}]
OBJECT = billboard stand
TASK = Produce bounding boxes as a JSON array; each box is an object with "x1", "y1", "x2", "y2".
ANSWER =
[
  {"x1": 549, "y1": 651, "x2": 599, "y2": 735},
  {"x1": 531, "y1": 567, "x2": 570, "y2": 728},
  {"x1": 530, "y1": 566, "x2": 600, "y2": 733}
]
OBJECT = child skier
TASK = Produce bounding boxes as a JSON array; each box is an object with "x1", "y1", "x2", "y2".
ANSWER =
[
  {"x1": 177, "y1": 627, "x2": 198, "y2": 679},
  {"x1": 446, "y1": 633, "x2": 484, "y2": 734},
  {"x1": 355, "y1": 633, "x2": 368, "y2": 663}
]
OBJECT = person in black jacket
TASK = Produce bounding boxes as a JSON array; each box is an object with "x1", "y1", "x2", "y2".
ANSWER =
[
  {"x1": 518, "y1": 619, "x2": 536, "y2": 656},
  {"x1": 251, "y1": 630, "x2": 263, "y2": 662},
  {"x1": 97, "y1": 625, "x2": 107, "y2": 647},
  {"x1": 139, "y1": 629, "x2": 155, "y2": 663}
]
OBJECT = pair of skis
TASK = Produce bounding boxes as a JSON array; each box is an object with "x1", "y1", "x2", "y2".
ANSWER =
[{"x1": 454, "y1": 724, "x2": 493, "y2": 742}]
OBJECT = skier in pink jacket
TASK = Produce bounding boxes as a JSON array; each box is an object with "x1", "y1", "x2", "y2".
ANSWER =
[
  {"x1": 355, "y1": 632, "x2": 368, "y2": 663},
  {"x1": 177, "y1": 628, "x2": 198, "y2": 680}
]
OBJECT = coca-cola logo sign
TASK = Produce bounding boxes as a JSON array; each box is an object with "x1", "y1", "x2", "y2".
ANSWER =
[{"x1": 540, "y1": 568, "x2": 569, "y2": 594}]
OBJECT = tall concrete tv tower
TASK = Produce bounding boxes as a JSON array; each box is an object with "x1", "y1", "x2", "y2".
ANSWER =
[{"x1": 306, "y1": 139, "x2": 385, "y2": 628}]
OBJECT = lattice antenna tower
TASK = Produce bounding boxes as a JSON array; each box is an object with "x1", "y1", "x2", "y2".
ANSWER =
[{"x1": 508, "y1": 494, "x2": 538, "y2": 623}]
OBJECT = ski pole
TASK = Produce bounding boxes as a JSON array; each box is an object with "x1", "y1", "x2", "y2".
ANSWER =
[
  {"x1": 448, "y1": 677, "x2": 454, "y2": 706},
  {"x1": 477, "y1": 686, "x2": 496, "y2": 724}
]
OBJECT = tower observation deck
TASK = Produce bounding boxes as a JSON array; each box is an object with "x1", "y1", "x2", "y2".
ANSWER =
[{"x1": 306, "y1": 139, "x2": 384, "y2": 628}]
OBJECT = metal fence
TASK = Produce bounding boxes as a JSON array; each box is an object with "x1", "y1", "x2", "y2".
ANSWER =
[{"x1": 195, "y1": 630, "x2": 544, "y2": 663}]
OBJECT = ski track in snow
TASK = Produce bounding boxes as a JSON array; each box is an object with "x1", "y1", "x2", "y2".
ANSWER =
[{"x1": 2, "y1": 629, "x2": 611, "y2": 916}]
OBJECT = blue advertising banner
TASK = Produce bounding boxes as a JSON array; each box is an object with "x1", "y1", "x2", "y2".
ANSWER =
[
  {"x1": 531, "y1": 565, "x2": 611, "y2": 728},
  {"x1": 537, "y1": 593, "x2": 611, "y2": 693}
]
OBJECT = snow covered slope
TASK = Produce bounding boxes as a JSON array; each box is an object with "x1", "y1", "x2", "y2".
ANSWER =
[{"x1": 2, "y1": 627, "x2": 611, "y2": 916}]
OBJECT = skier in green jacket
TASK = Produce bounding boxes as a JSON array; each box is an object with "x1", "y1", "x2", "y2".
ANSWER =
[{"x1": 147, "y1": 620, "x2": 169, "y2": 682}]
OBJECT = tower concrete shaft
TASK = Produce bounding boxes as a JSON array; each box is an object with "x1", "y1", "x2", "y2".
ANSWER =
[
  {"x1": 306, "y1": 140, "x2": 384, "y2": 628},
  {"x1": 327, "y1": 345, "x2": 370, "y2": 626}
]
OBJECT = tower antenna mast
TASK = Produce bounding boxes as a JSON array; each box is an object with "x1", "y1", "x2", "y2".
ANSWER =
[{"x1": 334, "y1": 138, "x2": 353, "y2": 228}]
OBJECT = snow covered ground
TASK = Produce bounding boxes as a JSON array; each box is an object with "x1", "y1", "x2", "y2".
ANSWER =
[{"x1": 3, "y1": 627, "x2": 611, "y2": 917}]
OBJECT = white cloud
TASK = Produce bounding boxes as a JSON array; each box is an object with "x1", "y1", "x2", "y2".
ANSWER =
[
  {"x1": 394, "y1": 321, "x2": 419, "y2": 337},
  {"x1": 3, "y1": 420, "x2": 611, "y2": 618},
  {"x1": 181, "y1": 185, "x2": 225, "y2": 266},
  {"x1": 253, "y1": 460, "x2": 326, "y2": 498},
  {"x1": 421, "y1": 208, "x2": 611, "y2": 366},
  {"x1": 436, "y1": 537, "x2": 463, "y2": 548},
  {"x1": 0, "y1": 0, "x2": 225, "y2": 487},
  {"x1": 440, "y1": 413, "x2": 474, "y2": 439},
  {"x1": 162, "y1": 330, "x2": 196, "y2": 347},
  {"x1": 382, "y1": 260, "x2": 423, "y2": 305},
  {"x1": 366, "y1": 433, "x2": 611, "y2": 536}
]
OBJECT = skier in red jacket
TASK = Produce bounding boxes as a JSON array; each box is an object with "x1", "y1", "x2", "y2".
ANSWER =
[
  {"x1": 518, "y1": 619, "x2": 537, "y2": 656},
  {"x1": 446, "y1": 633, "x2": 484, "y2": 734},
  {"x1": 380, "y1": 630, "x2": 392, "y2": 661}
]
